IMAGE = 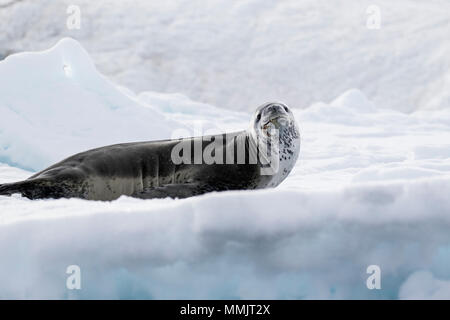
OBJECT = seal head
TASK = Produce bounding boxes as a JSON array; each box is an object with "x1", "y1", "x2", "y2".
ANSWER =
[{"x1": 250, "y1": 102, "x2": 301, "y2": 187}]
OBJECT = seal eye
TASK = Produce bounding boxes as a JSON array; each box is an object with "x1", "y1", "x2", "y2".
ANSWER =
[
  {"x1": 284, "y1": 106, "x2": 289, "y2": 112},
  {"x1": 256, "y1": 113, "x2": 261, "y2": 122}
]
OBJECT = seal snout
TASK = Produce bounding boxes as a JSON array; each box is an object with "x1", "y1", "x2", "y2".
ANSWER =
[
  {"x1": 265, "y1": 103, "x2": 287, "y2": 115},
  {"x1": 262, "y1": 103, "x2": 290, "y2": 129}
]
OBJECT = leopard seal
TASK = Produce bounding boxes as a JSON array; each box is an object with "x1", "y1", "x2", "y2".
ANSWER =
[{"x1": 0, "y1": 102, "x2": 300, "y2": 200}]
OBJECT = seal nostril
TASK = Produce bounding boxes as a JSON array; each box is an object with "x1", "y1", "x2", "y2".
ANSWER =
[{"x1": 266, "y1": 105, "x2": 280, "y2": 114}]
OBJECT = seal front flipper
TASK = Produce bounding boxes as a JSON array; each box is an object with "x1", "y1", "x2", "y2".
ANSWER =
[{"x1": 132, "y1": 183, "x2": 216, "y2": 199}]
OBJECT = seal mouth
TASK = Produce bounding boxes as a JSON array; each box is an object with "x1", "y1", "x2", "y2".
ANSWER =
[{"x1": 262, "y1": 115, "x2": 289, "y2": 130}]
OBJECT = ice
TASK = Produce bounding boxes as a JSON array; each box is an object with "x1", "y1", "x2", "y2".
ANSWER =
[
  {"x1": 1, "y1": 0, "x2": 449, "y2": 113},
  {"x1": 0, "y1": 38, "x2": 186, "y2": 171},
  {"x1": 0, "y1": 27, "x2": 450, "y2": 298}
]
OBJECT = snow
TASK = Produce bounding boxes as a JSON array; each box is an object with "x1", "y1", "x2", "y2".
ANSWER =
[
  {"x1": 1, "y1": 0, "x2": 449, "y2": 113},
  {"x1": 2, "y1": 168, "x2": 450, "y2": 299},
  {"x1": 0, "y1": 38, "x2": 187, "y2": 171},
  {"x1": 399, "y1": 271, "x2": 450, "y2": 300},
  {"x1": 0, "y1": 1, "x2": 449, "y2": 299}
]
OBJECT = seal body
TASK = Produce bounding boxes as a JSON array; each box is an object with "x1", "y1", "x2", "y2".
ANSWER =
[{"x1": 0, "y1": 102, "x2": 300, "y2": 200}]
